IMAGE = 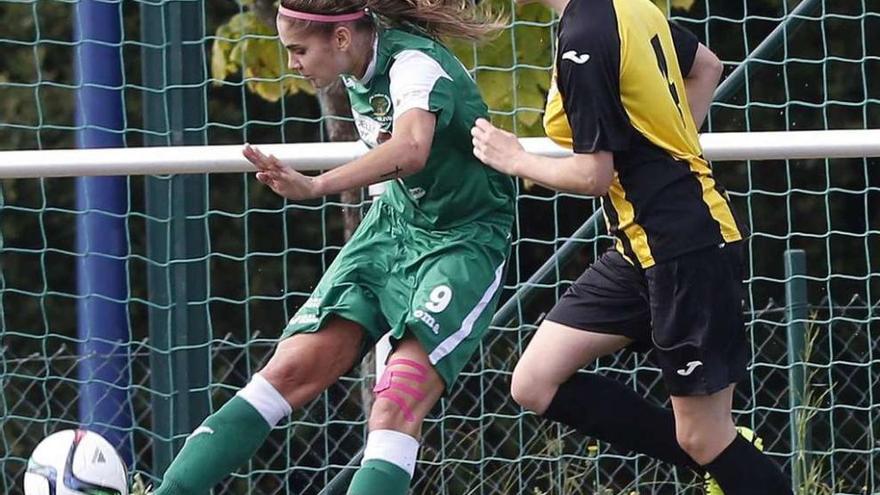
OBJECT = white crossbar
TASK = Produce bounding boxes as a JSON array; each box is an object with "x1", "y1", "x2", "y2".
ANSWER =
[{"x1": 0, "y1": 129, "x2": 878, "y2": 179}]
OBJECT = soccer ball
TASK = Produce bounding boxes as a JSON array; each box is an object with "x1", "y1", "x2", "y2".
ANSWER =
[{"x1": 24, "y1": 429, "x2": 129, "y2": 495}]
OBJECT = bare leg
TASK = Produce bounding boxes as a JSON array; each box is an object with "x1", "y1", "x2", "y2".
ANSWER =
[
  {"x1": 155, "y1": 317, "x2": 364, "y2": 495},
  {"x1": 347, "y1": 336, "x2": 446, "y2": 495}
]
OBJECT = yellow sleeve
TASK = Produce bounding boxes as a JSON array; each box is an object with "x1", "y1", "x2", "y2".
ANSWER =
[{"x1": 542, "y1": 69, "x2": 574, "y2": 149}]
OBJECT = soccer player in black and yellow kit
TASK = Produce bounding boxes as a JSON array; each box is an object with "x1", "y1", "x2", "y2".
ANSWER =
[{"x1": 472, "y1": 0, "x2": 792, "y2": 493}]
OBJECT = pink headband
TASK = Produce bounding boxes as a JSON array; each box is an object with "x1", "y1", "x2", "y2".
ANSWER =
[{"x1": 277, "y1": 5, "x2": 367, "y2": 22}]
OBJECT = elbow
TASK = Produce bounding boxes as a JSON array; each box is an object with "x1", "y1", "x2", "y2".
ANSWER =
[
  {"x1": 573, "y1": 154, "x2": 613, "y2": 196},
  {"x1": 407, "y1": 158, "x2": 428, "y2": 174},
  {"x1": 591, "y1": 182, "x2": 610, "y2": 197},
  {"x1": 694, "y1": 45, "x2": 724, "y2": 86},
  {"x1": 397, "y1": 137, "x2": 430, "y2": 174},
  {"x1": 585, "y1": 175, "x2": 611, "y2": 196},
  {"x1": 571, "y1": 173, "x2": 611, "y2": 196}
]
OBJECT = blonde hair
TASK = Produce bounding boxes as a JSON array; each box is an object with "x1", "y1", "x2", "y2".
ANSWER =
[{"x1": 279, "y1": 0, "x2": 506, "y2": 42}]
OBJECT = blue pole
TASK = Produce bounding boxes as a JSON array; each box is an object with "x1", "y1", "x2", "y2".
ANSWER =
[{"x1": 74, "y1": 0, "x2": 133, "y2": 466}]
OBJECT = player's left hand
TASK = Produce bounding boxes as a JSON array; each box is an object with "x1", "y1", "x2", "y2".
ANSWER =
[
  {"x1": 243, "y1": 143, "x2": 320, "y2": 200},
  {"x1": 471, "y1": 118, "x2": 523, "y2": 176}
]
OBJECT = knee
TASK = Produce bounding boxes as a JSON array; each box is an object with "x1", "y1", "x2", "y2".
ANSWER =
[
  {"x1": 259, "y1": 350, "x2": 322, "y2": 408},
  {"x1": 369, "y1": 397, "x2": 417, "y2": 432},
  {"x1": 369, "y1": 357, "x2": 441, "y2": 433},
  {"x1": 676, "y1": 426, "x2": 728, "y2": 466},
  {"x1": 510, "y1": 364, "x2": 554, "y2": 414}
]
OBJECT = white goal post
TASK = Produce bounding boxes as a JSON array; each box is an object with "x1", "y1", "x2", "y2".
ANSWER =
[{"x1": 1, "y1": 129, "x2": 879, "y2": 179}]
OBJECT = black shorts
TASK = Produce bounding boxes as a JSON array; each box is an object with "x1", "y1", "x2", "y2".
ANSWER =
[{"x1": 545, "y1": 243, "x2": 749, "y2": 396}]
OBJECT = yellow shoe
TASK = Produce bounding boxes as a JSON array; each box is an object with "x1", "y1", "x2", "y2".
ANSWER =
[{"x1": 703, "y1": 427, "x2": 764, "y2": 495}]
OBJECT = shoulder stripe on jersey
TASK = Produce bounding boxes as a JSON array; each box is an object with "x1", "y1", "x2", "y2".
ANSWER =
[{"x1": 389, "y1": 50, "x2": 452, "y2": 121}]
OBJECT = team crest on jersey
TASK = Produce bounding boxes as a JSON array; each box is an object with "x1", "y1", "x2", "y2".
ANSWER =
[
  {"x1": 353, "y1": 93, "x2": 393, "y2": 148},
  {"x1": 370, "y1": 94, "x2": 392, "y2": 117}
]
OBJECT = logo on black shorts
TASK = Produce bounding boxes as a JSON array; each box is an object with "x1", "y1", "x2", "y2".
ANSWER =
[{"x1": 676, "y1": 360, "x2": 703, "y2": 376}]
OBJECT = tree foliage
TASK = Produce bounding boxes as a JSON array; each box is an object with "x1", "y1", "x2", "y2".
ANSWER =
[{"x1": 212, "y1": 10, "x2": 315, "y2": 102}]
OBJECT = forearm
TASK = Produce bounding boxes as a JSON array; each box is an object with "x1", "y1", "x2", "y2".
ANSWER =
[
  {"x1": 511, "y1": 151, "x2": 607, "y2": 196},
  {"x1": 314, "y1": 139, "x2": 425, "y2": 196}
]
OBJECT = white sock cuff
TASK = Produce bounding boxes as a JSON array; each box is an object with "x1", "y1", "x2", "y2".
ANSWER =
[
  {"x1": 362, "y1": 429, "x2": 420, "y2": 478},
  {"x1": 236, "y1": 373, "x2": 292, "y2": 426}
]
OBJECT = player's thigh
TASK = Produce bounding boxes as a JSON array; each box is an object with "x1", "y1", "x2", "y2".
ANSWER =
[
  {"x1": 513, "y1": 320, "x2": 632, "y2": 398},
  {"x1": 368, "y1": 337, "x2": 445, "y2": 438},
  {"x1": 284, "y1": 206, "x2": 399, "y2": 342},
  {"x1": 396, "y1": 237, "x2": 508, "y2": 390},
  {"x1": 540, "y1": 249, "x2": 652, "y2": 350},
  {"x1": 512, "y1": 250, "x2": 651, "y2": 412},
  {"x1": 647, "y1": 242, "x2": 749, "y2": 397},
  {"x1": 272, "y1": 216, "x2": 393, "y2": 406},
  {"x1": 261, "y1": 316, "x2": 365, "y2": 408}
]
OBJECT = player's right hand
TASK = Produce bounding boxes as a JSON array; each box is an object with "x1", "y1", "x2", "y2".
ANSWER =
[
  {"x1": 243, "y1": 143, "x2": 320, "y2": 200},
  {"x1": 471, "y1": 118, "x2": 524, "y2": 177}
]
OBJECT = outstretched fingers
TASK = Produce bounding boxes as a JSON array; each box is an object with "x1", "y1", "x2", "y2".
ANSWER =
[{"x1": 243, "y1": 143, "x2": 283, "y2": 173}]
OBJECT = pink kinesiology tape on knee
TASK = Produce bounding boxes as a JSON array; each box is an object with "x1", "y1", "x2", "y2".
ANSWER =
[{"x1": 373, "y1": 358, "x2": 430, "y2": 422}]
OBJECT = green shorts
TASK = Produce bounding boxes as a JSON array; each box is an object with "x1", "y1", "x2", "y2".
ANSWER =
[{"x1": 283, "y1": 199, "x2": 511, "y2": 388}]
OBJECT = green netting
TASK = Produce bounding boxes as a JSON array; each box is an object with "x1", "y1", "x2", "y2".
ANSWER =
[{"x1": 1, "y1": 0, "x2": 879, "y2": 494}]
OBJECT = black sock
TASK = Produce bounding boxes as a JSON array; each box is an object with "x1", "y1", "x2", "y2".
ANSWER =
[
  {"x1": 543, "y1": 372, "x2": 702, "y2": 473},
  {"x1": 704, "y1": 435, "x2": 792, "y2": 495}
]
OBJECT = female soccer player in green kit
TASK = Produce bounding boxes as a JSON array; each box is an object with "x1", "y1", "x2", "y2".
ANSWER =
[
  {"x1": 472, "y1": 0, "x2": 792, "y2": 494},
  {"x1": 152, "y1": 2, "x2": 514, "y2": 494}
]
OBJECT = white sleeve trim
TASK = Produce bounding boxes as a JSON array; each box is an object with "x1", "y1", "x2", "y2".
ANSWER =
[{"x1": 389, "y1": 50, "x2": 452, "y2": 122}]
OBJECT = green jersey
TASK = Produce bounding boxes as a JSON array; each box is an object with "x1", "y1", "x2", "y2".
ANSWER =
[
  {"x1": 284, "y1": 29, "x2": 515, "y2": 388},
  {"x1": 340, "y1": 28, "x2": 515, "y2": 230}
]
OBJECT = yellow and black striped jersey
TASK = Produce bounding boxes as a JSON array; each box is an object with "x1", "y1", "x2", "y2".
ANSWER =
[{"x1": 548, "y1": 0, "x2": 743, "y2": 268}]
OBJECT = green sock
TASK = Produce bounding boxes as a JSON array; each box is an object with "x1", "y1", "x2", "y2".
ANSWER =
[
  {"x1": 154, "y1": 396, "x2": 272, "y2": 495},
  {"x1": 346, "y1": 459, "x2": 412, "y2": 495}
]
